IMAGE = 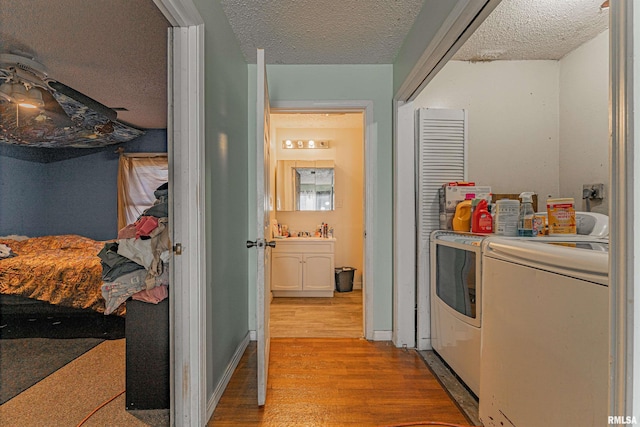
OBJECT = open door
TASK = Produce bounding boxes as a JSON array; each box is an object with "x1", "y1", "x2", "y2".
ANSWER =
[{"x1": 254, "y1": 48, "x2": 273, "y2": 406}]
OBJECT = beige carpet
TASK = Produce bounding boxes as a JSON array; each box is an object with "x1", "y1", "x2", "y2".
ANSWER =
[{"x1": 0, "y1": 339, "x2": 152, "y2": 427}]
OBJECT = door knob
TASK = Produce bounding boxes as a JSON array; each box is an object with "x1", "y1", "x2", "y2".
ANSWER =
[{"x1": 246, "y1": 239, "x2": 276, "y2": 249}]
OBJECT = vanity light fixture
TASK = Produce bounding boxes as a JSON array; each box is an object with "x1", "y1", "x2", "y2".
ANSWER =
[{"x1": 282, "y1": 139, "x2": 330, "y2": 149}]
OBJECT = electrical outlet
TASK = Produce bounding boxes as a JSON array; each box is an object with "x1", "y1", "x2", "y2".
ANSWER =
[{"x1": 583, "y1": 183, "x2": 605, "y2": 200}]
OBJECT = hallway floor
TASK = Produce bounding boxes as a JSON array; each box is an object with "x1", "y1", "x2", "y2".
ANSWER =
[
  {"x1": 208, "y1": 338, "x2": 472, "y2": 426},
  {"x1": 270, "y1": 289, "x2": 363, "y2": 338},
  {"x1": 211, "y1": 290, "x2": 471, "y2": 426}
]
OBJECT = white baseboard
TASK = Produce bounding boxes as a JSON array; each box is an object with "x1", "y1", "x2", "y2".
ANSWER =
[
  {"x1": 372, "y1": 330, "x2": 393, "y2": 341},
  {"x1": 251, "y1": 329, "x2": 389, "y2": 341},
  {"x1": 206, "y1": 332, "x2": 250, "y2": 421}
]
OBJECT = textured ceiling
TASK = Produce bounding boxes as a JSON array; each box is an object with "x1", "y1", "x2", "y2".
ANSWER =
[
  {"x1": 0, "y1": 0, "x2": 610, "y2": 134},
  {"x1": 453, "y1": 0, "x2": 609, "y2": 61},
  {"x1": 0, "y1": 0, "x2": 169, "y2": 130},
  {"x1": 219, "y1": 0, "x2": 425, "y2": 64}
]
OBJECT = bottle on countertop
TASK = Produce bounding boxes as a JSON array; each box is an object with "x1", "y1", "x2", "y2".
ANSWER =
[
  {"x1": 494, "y1": 199, "x2": 520, "y2": 236},
  {"x1": 471, "y1": 199, "x2": 493, "y2": 233},
  {"x1": 518, "y1": 192, "x2": 537, "y2": 237},
  {"x1": 452, "y1": 199, "x2": 473, "y2": 232}
]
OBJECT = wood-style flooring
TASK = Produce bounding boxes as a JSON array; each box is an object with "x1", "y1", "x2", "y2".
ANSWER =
[
  {"x1": 211, "y1": 291, "x2": 471, "y2": 426},
  {"x1": 270, "y1": 290, "x2": 363, "y2": 338},
  {"x1": 209, "y1": 339, "x2": 472, "y2": 426},
  {"x1": 1, "y1": 291, "x2": 471, "y2": 426}
]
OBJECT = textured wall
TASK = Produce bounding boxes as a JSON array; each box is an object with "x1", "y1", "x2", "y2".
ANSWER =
[
  {"x1": 559, "y1": 30, "x2": 609, "y2": 214},
  {"x1": 414, "y1": 60, "x2": 561, "y2": 201},
  {"x1": 0, "y1": 130, "x2": 167, "y2": 240}
]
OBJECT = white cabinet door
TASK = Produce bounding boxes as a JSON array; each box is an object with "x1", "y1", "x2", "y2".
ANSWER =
[
  {"x1": 303, "y1": 254, "x2": 334, "y2": 291},
  {"x1": 271, "y1": 253, "x2": 303, "y2": 291}
]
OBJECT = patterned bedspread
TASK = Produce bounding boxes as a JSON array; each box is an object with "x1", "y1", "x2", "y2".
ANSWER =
[{"x1": 0, "y1": 235, "x2": 122, "y2": 315}]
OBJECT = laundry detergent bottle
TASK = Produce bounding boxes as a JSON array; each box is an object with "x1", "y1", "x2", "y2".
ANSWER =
[
  {"x1": 452, "y1": 199, "x2": 473, "y2": 231},
  {"x1": 518, "y1": 192, "x2": 537, "y2": 237},
  {"x1": 471, "y1": 199, "x2": 493, "y2": 233}
]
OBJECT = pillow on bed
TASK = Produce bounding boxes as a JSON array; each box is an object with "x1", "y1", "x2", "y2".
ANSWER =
[{"x1": 0, "y1": 235, "x2": 29, "y2": 241}]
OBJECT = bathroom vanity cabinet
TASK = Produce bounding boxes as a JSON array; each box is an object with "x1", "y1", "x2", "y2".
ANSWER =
[{"x1": 271, "y1": 238, "x2": 335, "y2": 297}]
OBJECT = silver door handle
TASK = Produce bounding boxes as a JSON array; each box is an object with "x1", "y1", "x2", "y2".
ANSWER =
[{"x1": 246, "y1": 239, "x2": 276, "y2": 248}]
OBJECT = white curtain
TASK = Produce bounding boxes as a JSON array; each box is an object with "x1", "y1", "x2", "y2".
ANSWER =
[{"x1": 117, "y1": 154, "x2": 168, "y2": 230}]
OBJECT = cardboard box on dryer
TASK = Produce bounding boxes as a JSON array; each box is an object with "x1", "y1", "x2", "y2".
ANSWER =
[{"x1": 438, "y1": 183, "x2": 492, "y2": 229}]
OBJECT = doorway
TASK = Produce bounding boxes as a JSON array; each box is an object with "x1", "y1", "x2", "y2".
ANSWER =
[{"x1": 267, "y1": 108, "x2": 369, "y2": 339}]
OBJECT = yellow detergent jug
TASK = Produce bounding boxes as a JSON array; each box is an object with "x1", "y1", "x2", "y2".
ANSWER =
[{"x1": 452, "y1": 200, "x2": 473, "y2": 231}]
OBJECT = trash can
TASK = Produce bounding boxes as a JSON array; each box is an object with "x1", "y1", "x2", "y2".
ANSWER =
[{"x1": 334, "y1": 267, "x2": 356, "y2": 292}]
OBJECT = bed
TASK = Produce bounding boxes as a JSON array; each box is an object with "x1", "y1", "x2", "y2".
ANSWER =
[
  {"x1": 0, "y1": 234, "x2": 124, "y2": 316},
  {"x1": 1, "y1": 235, "x2": 168, "y2": 408}
]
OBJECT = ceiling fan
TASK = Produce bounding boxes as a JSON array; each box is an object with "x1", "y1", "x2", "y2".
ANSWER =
[{"x1": 0, "y1": 53, "x2": 143, "y2": 148}]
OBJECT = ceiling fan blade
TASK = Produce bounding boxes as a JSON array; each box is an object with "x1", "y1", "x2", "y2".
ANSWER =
[{"x1": 47, "y1": 80, "x2": 117, "y2": 121}]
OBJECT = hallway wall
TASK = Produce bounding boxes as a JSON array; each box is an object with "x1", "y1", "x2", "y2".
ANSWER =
[
  {"x1": 248, "y1": 64, "x2": 393, "y2": 334},
  {"x1": 193, "y1": 0, "x2": 250, "y2": 404}
]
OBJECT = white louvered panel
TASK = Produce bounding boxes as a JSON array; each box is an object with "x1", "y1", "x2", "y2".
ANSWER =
[
  {"x1": 415, "y1": 109, "x2": 467, "y2": 351},
  {"x1": 416, "y1": 108, "x2": 467, "y2": 243}
]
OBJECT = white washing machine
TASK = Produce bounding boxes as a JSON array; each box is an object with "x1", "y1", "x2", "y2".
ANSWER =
[
  {"x1": 430, "y1": 231, "x2": 487, "y2": 396},
  {"x1": 430, "y1": 212, "x2": 608, "y2": 398},
  {"x1": 479, "y1": 236, "x2": 609, "y2": 427}
]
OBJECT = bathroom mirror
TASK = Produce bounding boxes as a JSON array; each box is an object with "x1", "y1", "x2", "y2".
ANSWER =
[{"x1": 276, "y1": 160, "x2": 335, "y2": 211}]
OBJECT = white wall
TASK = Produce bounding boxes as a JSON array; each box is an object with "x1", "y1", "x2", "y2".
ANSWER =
[
  {"x1": 413, "y1": 60, "x2": 561, "y2": 202},
  {"x1": 273, "y1": 126, "x2": 365, "y2": 286},
  {"x1": 413, "y1": 32, "x2": 610, "y2": 214},
  {"x1": 559, "y1": 30, "x2": 609, "y2": 214}
]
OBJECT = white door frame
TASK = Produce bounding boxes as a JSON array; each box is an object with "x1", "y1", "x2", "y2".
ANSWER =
[
  {"x1": 392, "y1": 100, "x2": 417, "y2": 348},
  {"x1": 391, "y1": 0, "x2": 502, "y2": 350},
  {"x1": 270, "y1": 100, "x2": 376, "y2": 340},
  {"x1": 609, "y1": 0, "x2": 636, "y2": 419},
  {"x1": 153, "y1": 0, "x2": 206, "y2": 425}
]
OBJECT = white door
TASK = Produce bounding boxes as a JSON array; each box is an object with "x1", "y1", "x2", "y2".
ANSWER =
[{"x1": 255, "y1": 48, "x2": 272, "y2": 406}]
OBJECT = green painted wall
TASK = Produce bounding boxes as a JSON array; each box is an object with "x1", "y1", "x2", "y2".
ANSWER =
[
  {"x1": 248, "y1": 64, "x2": 394, "y2": 332},
  {"x1": 193, "y1": 0, "x2": 249, "y2": 400}
]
